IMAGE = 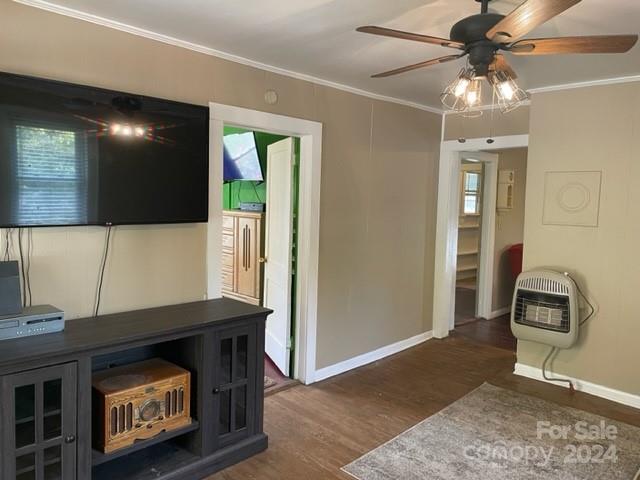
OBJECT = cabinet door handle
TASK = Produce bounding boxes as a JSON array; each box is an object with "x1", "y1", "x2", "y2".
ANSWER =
[
  {"x1": 212, "y1": 388, "x2": 220, "y2": 394},
  {"x1": 243, "y1": 226, "x2": 248, "y2": 270},
  {"x1": 65, "y1": 434, "x2": 76, "y2": 444},
  {"x1": 247, "y1": 228, "x2": 251, "y2": 268}
]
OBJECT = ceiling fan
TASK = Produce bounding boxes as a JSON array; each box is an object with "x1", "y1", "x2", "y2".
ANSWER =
[{"x1": 357, "y1": 0, "x2": 638, "y2": 112}]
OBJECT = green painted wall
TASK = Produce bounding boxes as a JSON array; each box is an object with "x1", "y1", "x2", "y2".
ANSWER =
[{"x1": 222, "y1": 126, "x2": 288, "y2": 209}]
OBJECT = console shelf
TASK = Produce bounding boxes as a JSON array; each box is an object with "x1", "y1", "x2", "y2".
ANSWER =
[
  {"x1": 91, "y1": 420, "x2": 200, "y2": 466},
  {"x1": 0, "y1": 298, "x2": 271, "y2": 480}
]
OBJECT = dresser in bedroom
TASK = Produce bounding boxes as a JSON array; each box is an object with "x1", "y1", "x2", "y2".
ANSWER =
[{"x1": 221, "y1": 210, "x2": 265, "y2": 306}]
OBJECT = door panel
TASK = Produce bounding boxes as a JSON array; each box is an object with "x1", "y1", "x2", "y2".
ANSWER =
[
  {"x1": 213, "y1": 325, "x2": 256, "y2": 450},
  {"x1": 2, "y1": 363, "x2": 77, "y2": 480},
  {"x1": 235, "y1": 217, "x2": 259, "y2": 298},
  {"x1": 263, "y1": 138, "x2": 294, "y2": 376}
]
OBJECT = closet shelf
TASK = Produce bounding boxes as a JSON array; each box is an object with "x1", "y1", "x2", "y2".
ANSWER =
[{"x1": 456, "y1": 265, "x2": 478, "y2": 273}]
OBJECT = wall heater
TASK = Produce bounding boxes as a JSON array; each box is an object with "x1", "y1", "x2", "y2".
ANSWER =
[{"x1": 510, "y1": 270, "x2": 579, "y2": 349}]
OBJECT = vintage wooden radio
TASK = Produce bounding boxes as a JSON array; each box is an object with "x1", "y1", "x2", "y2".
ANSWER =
[{"x1": 92, "y1": 358, "x2": 192, "y2": 453}]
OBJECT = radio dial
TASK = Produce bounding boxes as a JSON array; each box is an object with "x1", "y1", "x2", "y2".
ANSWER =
[{"x1": 139, "y1": 399, "x2": 161, "y2": 421}]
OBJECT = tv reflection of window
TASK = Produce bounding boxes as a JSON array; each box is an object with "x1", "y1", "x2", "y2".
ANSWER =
[{"x1": 15, "y1": 124, "x2": 88, "y2": 225}]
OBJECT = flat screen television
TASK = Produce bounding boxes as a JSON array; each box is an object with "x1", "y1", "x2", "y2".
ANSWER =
[
  {"x1": 0, "y1": 71, "x2": 209, "y2": 228},
  {"x1": 223, "y1": 132, "x2": 264, "y2": 182}
]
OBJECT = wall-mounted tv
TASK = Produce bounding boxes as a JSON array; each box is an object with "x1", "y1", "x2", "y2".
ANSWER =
[
  {"x1": 223, "y1": 132, "x2": 264, "y2": 182},
  {"x1": 0, "y1": 71, "x2": 209, "y2": 228}
]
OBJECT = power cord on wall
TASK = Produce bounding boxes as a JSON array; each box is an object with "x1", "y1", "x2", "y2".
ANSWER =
[
  {"x1": 18, "y1": 228, "x2": 27, "y2": 307},
  {"x1": 3, "y1": 228, "x2": 34, "y2": 307},
  {"x1": 3, "y1": 228, "x2": 13, "y2": 261},
  {"x1": 26, "y1": 228, "x2": 33, "y2": 307},
  {"x1": 94, "y1": 225, "x2": 114, "y2": 317},
  {"x1": 541, "y1": 273, "x2": 596, "y2": 394}
]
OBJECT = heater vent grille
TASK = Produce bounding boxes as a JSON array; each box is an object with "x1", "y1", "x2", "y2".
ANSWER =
[
  {"x1": 514, "y1": 291, "x2": 570, "y2": 333},
  {"x1": 517, "y1": 276, "x2": 569, "y2": 296}
]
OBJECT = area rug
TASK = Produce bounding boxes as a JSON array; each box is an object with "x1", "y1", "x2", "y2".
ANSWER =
[
  {"x1": 264, "y1": 375, "x2": 277, "y2": 389},
  {"x1": 343, "y1": 383, "x2": 640, "y2": 480}
]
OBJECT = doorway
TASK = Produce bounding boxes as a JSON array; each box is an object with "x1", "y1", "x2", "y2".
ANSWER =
[
  {"x1": 433, "y1": 135, "x2": 528, "y2": 340},
  {"x1": 450, "y1": 147, "x2": 528, "y2": 352},
  {"x1": 207, "y1": 103, "x2": 323, "y2": 386},
  {"x1": 219, "y1": 126, "x2": 299, "y2": 390},
  {"x1": 454, "y1": 160, "x2": 485, "y2": 326}
]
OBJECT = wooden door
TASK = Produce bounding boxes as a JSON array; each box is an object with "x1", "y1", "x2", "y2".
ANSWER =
[
  {"x1": 212, "y1": 325, "x2": 257, "y2": 450},
  {"x1": 263, "y1": 138, "x2": 295, "y2": 376},
  {"x1": 1, "y1": 363, "x2": 78, "y2": 480},
  {"x1": 235, "y1": 216, "x2": 260, "y2": 299}
]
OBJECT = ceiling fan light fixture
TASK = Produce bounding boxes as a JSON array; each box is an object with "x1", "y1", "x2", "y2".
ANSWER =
[
  {"x1": 440, "y1": 67, "x2": 477, "y2": 111},
  {"x1": 465, "y1": 78, "x2": 482, "y2": 106},
  {"x1": 489, "y1": 70, "x2": 529, "y2": 113}
]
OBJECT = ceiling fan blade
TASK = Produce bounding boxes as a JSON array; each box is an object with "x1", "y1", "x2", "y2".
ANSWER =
[
  {"x1": 510, "y1": 35, "x2": 639, "y2": 55},
  {"x1": 490, "y1": 54, "x2": 518, "y2": 79},
  {"x1": 371, "y1": 54, "x2": 465, "y2": 78},
  {"x1": 486, "y1": 0, "x2": 582, "y2": 43},
  {"x1": 357, "y1": 26, "x2": 465, "y2": 50}
]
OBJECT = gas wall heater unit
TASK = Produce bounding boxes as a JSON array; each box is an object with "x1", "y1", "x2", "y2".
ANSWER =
[{"x1": 511, "y1": 270, "x2": 579, "y2": 349}]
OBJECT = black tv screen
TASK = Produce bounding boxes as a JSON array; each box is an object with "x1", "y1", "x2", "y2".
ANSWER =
[{"x1": 0, "y1": 72, "x2": 209, "y2": 227}]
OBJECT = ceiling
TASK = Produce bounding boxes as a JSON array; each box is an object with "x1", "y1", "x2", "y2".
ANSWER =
[{"x1": 18, "y1": 0, "x2": 640, "y2": 111}]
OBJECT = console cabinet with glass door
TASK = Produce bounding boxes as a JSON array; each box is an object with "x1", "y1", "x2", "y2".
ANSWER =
[
  {"x1": 0, "y1": 299, "x2": 269, "y2": 480},
  {"x1": 212, "y1": 323, "x2": 262, "y2": 451},
  {"x1": 1, "y1": 363, "x2": 77, "y2": 480}
]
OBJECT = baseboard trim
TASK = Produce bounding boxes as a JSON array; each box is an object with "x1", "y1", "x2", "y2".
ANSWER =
[
  {"x1": 487, "y1": 307, "x2": 510, "y2": 320},
  {"x1": 314, "y1": 331, "x2": 433, "y2": 383},
  {"x1": 514, "y1": 363, "x2": 640, "y2": 410}
]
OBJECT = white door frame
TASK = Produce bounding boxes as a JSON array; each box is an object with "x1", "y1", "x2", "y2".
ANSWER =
[
  {"x1": 433, "y1": 134, "x2": 529, "y2": 338},
  {"x1": 207, "y1": 103, "x2": 323, "y2": 385},
  {"x1": 453, "y1": 152, "x2": 498, "y2": 330}
]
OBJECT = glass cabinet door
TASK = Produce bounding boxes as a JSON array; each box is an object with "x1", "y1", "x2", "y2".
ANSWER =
[
  {"x1": 1, "y1": 363, "x2": 77, "y2": 480},
  {"x1": 214, "y1": 326, "x2": 256, "y2": 449}
]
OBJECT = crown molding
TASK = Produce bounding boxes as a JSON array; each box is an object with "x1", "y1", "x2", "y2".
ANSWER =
[
  {"x1": 12, "y1": 0, "x2": 445, "y2": 115},
  {"x1": 14, "y1": 0, "x2": 640, "y2": 114},
  {"x1": 528, "y1": 75, "x2": 640, "y2": 94}
]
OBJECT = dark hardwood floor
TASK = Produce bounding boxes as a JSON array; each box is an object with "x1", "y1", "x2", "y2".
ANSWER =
[
  {"x1": 453, "y1": 314, "x2": 517, "y2": 351},
  {"x1": 209, "y1": 335, "x2": 640, "y2": 479},
  {"x1": 454, "y1": 286, "x2": 477, "y2": 325}
]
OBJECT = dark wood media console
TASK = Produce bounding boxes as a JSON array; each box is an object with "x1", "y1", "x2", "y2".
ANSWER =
[{"x1": 0, "y1": 298, "x2": 272, "y2": 480}]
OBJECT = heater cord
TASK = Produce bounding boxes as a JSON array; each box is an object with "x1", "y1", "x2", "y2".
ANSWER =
[
  {"x1": 574, "y1": 280, "x2": 595, "y2": 326},
  {"x1": 542, "y1": 347, "x2": 574, "y2": 392},
  {"x1": 94, "y1": 225, "x2": 113, "y2": 317},
  {"x1": 541, "y1": 276, "x2": 596, "y2": 394}
]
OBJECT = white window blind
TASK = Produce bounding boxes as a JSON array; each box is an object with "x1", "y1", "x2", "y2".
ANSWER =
[
  {"x1": 15, "y1": 123, "x2": 88, "y2": 225},
  {"x1": 462, "y1": 171, "x2": 482, "y2": 215}
]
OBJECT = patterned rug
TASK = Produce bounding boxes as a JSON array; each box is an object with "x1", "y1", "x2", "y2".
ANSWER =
[
  {"x1": 343, "y1": 383, "x2": 640, "y2": 480},
  {"x1": 264, "y1": 375, "x2": 277, "y2": 389}
]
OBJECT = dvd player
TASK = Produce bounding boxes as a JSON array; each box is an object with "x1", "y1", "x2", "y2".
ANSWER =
[{"x1": 0, "y1": 305, "x2": 65, "y2": 341}]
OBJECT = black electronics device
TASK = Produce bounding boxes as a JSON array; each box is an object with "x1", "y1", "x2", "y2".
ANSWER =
[
  {"x1": 0, "y1": 71, "x2": 209, "y2": 228},
  {"x1": 0, "y1": 261, "x2": 21, "y2": 316}
]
